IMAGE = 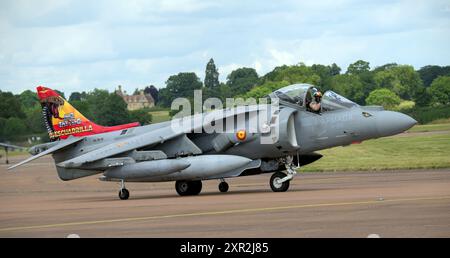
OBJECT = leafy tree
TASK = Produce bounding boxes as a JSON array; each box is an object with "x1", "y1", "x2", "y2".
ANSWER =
[
  {"x1": 218, "y1": 83, "x2": 233, "y2": 100},
  {"x1": 25, "y1": 106, "x2": 45, "y2": 133},
  {"x1": 226, "y1": 67, "x2": 259, "y2": 95},
  {"x1": 396, "y1": 100, "x2": 415, "y2": 111},
  {"x1": 158, "y1": 88, "x2": 170, "y2": 107},
  {"x1": 159, "y1": 72, "x2": 203, "y2": 107},
  {"x1": 418, "y1": 65, "x2": 450, "y2": 87},
  {"x1": 329, "y1": 74, "x2": 365, "y2": 104},
  {"x1": 86, "y1": 89, "x2": 131, "y2": 126},
  {"x1": 3, "y1": 117, "x2": 26, "y2": 138},
  {"x1": 428, "y1": 76, "x2": 450, "y2": 105},
  {"x1": 204, "y1": 58, "x2": 220, "y2": 88},
  {"x1": 71, "y1": 100, "x2": 94, "y2": 120},
  {"x1": 262, "y1": 64, "x2": 318, "y2": 85},
  {"x1": 201, "y1": 83, "x2": 233, "y2": 103},
  {"x1": 54, "y1": 90, "x2": 65, "y2": 99},
  {"x1": 144, "y1": 85, "x2": 159, "y2": 103},
  {"x1": 202, "y1": 86, "x2": 219, "y2": 101},
  {"x1": 414, "y1": 86, "x2": 432, "y2": 107},
  {"x1": 69, "y1": 92, "x2": 82, "y2": 101},
  {"x1": 99, "y1": 94, "x2": 131, "y2": 126},
  {"x1": 0, "y1": 117, "x2": 6, "y2": 139},
  {"x1": 244, "y1": 80, "x2": 290, "y2": 99},
  {"x1": 311, "y1": 63, "x2": 342, "y2": 90},
  {"x1": 19, "y1": 90, "x2": 39, "y2": 110},
  {"x1": 373, "y1": 63, "x2": 398, "y2": 73},
  {"x1": 373, "y1": 65, "x2": 423, "y2": 100},
  {"x1": 0, "y1": 91, "x2": 25, "y2": 119},
  {"x1": 365, "y1": 88, "x2": 402, "y2": 110},
  {"x1": 346, "y1": 60, "x2": 370, "y2": 75},
  {"x1": 330, "y1": 63, "x2": 341, "y2": 76},
  {"x1": 129, "y1": 109, "x2": 153, "y2": 125},
  {"x1": 311, "y1": 64, "x2": 332, "y2": 90}
]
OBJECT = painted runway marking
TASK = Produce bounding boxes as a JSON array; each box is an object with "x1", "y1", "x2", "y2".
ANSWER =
[{"x1": 1, "y1": 195, "x2": 449, "y2": 232}]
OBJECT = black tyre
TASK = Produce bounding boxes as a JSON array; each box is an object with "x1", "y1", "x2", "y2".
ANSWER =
[
  {"x1": 270, "y1": 172, "x2": 290, "y2": 192},
  {"x1": 175, "y1": 180, "x2": 202, "y2": 196},
  {"x1": 118, "y1": 188, "x2": 130, "y2": 200},
  {"x1": 189, "y1": 180, "x2": 202, "y2": 195},
  {"x1": 218, "y1": 182, "x2": 229, "y2": 193}
]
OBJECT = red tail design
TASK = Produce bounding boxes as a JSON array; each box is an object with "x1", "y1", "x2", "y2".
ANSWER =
[{"x1": 37, "y1": 86, "x2": 140, "y2": 140}]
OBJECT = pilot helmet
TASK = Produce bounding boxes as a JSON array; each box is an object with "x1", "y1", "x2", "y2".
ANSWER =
[{"x1": 314, "y1": 91, "x2": 322, "y2": 99}]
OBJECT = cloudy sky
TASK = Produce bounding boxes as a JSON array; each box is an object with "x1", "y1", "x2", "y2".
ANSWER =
[{"x1": 1, "y1": 0, "x2": 449, "y2": 95}]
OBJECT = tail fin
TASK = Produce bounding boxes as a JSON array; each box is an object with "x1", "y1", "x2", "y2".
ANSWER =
[{"x1": 37, "y1": 86, "x2": 140, "y2": 141}]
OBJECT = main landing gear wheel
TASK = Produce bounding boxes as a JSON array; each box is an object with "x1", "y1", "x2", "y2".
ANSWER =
[
  {"x1": 270, "y1": 172, "x2": 290, "y2": 192},
  {"x1": 175, "y1": 180, "x2": 202, "y2": 196},
  {"x1": 218, "y1": 181, "x2": 229, "y2": 193},
  {"x1": 118, "y1": 180, "x2": 129, "y2": 200},
  {"x1": 118, "y1": 188, "x2": 130, "y2": 200}
]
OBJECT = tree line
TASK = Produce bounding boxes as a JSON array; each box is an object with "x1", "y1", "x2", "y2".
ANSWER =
[
  {"x1": 157, "y1": 59, "x2": 450, "y2": 121},
  {"x1": 1, "y1": 58, "x2": 449, "y2": 142},
  {"x1": 158, "y1": 59, "x2": 450, "y2": 110},
  {"x1": 0, "y1": 89, "x2": 152, "y2": 142}
]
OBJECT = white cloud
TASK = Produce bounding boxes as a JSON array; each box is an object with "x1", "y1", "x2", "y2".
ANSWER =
[
  {"x1": 218, "y1": 63, "x2": 242, "y2": 81},
  {"x1": 0, "y1": 0, "x2": 449, "y2": 95},
  {"x1": 1, "y1": 22, "x2": 115, "y2": 66},
  {"x1": 157, "y1": 0, "x2": 219, "y2": 13},
  {"x1": 253, "y1": 61, "x2": 262, "y2": 74},
  {"x1": 125, "y1": 59, "x2": 156, "y2": 74}
]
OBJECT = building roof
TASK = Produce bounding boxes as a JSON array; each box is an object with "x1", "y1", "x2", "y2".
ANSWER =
[{"x1": 115, "y1": 86, "x2": 154, "y2": 104}]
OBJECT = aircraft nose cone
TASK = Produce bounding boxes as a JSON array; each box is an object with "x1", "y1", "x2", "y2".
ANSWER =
[{"x1": 376, "y1": 111, "x2": 417, "y2": 137}]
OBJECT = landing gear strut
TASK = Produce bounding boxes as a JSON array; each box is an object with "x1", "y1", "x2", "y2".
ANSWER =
[
  {"x1": 175, "y1": 180, "x2": 202, "y2": 196},
  {"x1": 270, "y1": 156, "x2": 297, "y2": 192},
  {"x1": 218, "y1": 179, "x2": 229, "y2": 193},
  {"x1": 118, "y1": 180, "x2": 130, "y2": 200},
  {"x1": 5, "y1": 148, "x2": 9, "y2": 164}
]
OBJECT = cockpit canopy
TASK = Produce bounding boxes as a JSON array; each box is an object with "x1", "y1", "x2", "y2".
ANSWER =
[{"x1": 268, "y1": 83, "x2": 358, "y2": 111}]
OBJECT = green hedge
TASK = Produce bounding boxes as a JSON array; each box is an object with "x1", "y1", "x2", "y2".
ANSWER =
[{"x1": 404, "y1": 105, "x2": 450, "y2": 124}]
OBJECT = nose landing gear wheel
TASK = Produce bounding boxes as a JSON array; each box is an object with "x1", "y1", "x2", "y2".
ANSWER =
[
  {"x1": 270, "y1": 172, "x2": 290, "y2": 192},
  {"x1": 118, "y1": 188, "x2": 130, "y2": 200},
  {"x1": 175, "y1": 180, "x2": 202, "y2": 196},
  {"x1": 218, "y1": 182, "x2": 229, "y2": 193}
]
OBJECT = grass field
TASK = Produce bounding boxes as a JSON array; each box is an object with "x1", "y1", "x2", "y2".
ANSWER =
[
  {"x1": 149, "y1": 110, "x2": 170, "y2": 123},
  {"x1": 0, "y1": 149, "x2": 26, "y2": 157},
  {"x1": 406, "y1": 123, "x2": 450, "y2": 133},
  {"x1": 302, "y1": 125, "x2": 450, "y2": 172}
]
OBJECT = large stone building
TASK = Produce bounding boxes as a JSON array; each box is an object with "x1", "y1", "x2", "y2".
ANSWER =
[{"x1": 115, "y1": 85, "x2": 155, "y2": 111}]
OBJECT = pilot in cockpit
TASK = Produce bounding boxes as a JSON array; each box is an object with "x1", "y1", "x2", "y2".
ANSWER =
[{"x1": 307, "y1": 89, "x2": 322, "y2": 114}]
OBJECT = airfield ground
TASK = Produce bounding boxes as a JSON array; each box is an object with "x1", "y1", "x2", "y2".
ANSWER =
[
  {"x1": 0, "y1": 124, "x2": 449, "y2": 237},
  {"x1": 0, "y1": 154, "x2": 449, "y2": 238}
]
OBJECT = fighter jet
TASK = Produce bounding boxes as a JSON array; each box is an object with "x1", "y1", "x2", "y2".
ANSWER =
[
  {"x1": 1, "y1": 143, "x2": 25, "y2": 164},
  {"x1": 8, "y1": 84, "x2": 417, "y2": 200}
]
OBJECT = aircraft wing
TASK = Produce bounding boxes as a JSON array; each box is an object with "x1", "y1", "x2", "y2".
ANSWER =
[
  {"x1": 57, "y1": 127, "x2": 184, "y2": 168},
  {"x1": 57, "y1": 106, "x2": 266, "y2": 168},
  {"x1": 0, "y1": 143, "x2": 26, "y2": 151},
  {"x1": 7, "y1": 136, "x2": 85, "y2": 170}
]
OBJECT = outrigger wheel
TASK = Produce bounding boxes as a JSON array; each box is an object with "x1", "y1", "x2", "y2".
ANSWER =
[
  {"x1": 118, "y1": 188, "x2": 130, "y2": 200},
  {"x1": 175, "y1": 180, "x2": 202, "y2": 196},
  {"x1": 270, "y1": 172, "x2": 290, "y2": 192},
  {"x1": 218, "y1": 181, "x2": 229, "y2": 193}
]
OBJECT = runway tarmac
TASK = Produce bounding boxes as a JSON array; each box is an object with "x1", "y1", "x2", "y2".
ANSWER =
[{"x1": 0, "y1": 155, "x2": 449, "y2": 237}]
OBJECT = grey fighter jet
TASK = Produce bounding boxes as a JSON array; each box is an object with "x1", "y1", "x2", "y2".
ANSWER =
[
  {"x1": 0, "y1": 142, "x2": 26, "y2": 164},
  {"x1": 8, "y1": 84, "x2": 417, "y2": 200},
  {"x1": 1, "y1": 143, "x2": 25, "y2": 164}
]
